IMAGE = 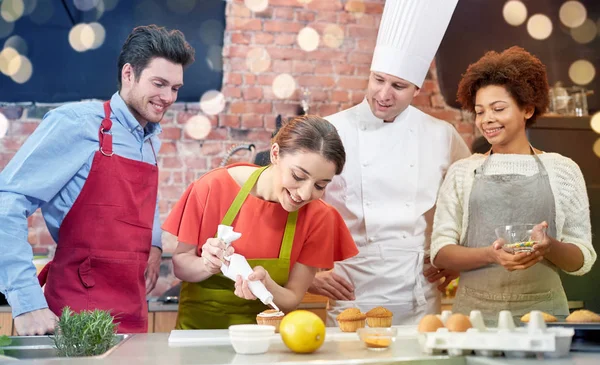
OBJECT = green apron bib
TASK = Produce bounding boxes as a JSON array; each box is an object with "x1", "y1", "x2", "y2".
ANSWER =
[{"x1": 176, "y1": 166, "x2": 298, "y2": 329}]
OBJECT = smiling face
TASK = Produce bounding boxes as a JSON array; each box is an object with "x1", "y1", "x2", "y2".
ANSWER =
[
  {"x1": 270, "y1": 145, "x2": 337, "y2": 212},
  {"x1": 120, "y1": 57, "x2": 183, "y2": 127},
  {"x1": 474, "y1": 85, "x2": 534, "y2": 152},
  {"x1": 366, "y1": 71, "x2": 420, "y2": 122}
]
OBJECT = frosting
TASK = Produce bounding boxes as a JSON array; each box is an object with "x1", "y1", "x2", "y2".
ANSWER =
[{"x1": 257, "y1": 311, "x2": 284, "y2": 318}]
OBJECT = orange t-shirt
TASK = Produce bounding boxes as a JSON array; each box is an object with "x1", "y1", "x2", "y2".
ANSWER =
[{"x1": 162, "y1": 165, "x2": 358, "y2": 270}]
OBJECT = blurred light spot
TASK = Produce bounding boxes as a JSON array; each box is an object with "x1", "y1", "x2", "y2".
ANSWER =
[
  {"x1": 166, "y1": 0, "x2": 196, "y2": 14},
  {"x1": 246, "y1": 48, "x2": 271, "y2": 73},
  {"x1": 245, "y1": 0, "x2": 268, "y2": 12},
  {"x1": 323, "y1": 24, "x2": 344, "y2": 48},
  {"x1": 11, "y1": 54, "x2": 32, "y2": 83},
  {"x1": 103, "y1": 0, "x2": 119, "y2": 11},
  {"x1": 297, "y1": 27, "x2": 319, "y2": 52},
  {"x1": 527, "y1": 14, "x2": 552, "y2": 40},
  {"x1": 0, "y1": 112, "x2": 8, "y2": 138},
  {"x1": 1, "y1": 0, "x2": 25, "y2": 22},
  {"x1": 594, "y1": 138, "x2": 600, "y2": 158},
  {"x1": 569, "y1": 59, "x2": 595, "y2": 85},
  {"x1": 272, "y1": 73, "x2": 296, "y2": 99},
  {"x1": 89, "y1": 22, "x2": 106, "y2": 49},
  {"x1": 69, "y1": 23, "x2": 94, "y2": 52},
  {"x1": 199, "y1": 19, "x2": 224, "y2": 46},
  {"x1": 29, "y1": 0, "x2": 53, "y2": 25},
  {"x1": 94, "y1": 0, "x2": 105, "y2": 20},
  {"x1": 6, "y1": 50, "x2": 22, "y2": 76},
  {"x1": 591, "y1": 112, "x2": 600, "y2": 135},
  {"x1": 345, "y1": 0, "x2": 365, "y2": 19},
  {"x1": 22, "y1": 0, "x2": 37, "y2": 15},
  {"x1": 4, "y1": 35, "x2": 28, "y2": 55},
  {"x1": 503, "y1": 1, "x2": 527, "y2": 26},
  {"x1": 0, "y1": 18, "x2": 15, "y2": 39},
  {"x1": 200, "y1": 90, "x2": 226, "y2": 115},
  {"x1": 0, "y1": 47, "x2": 20, "y2": 75},
  {"x1": 297, "y1": 0, "x2": 312, "y2": 4},
  {"x1": 184, "y1": 115, "x2": 212, "y2": 140},
  {"x1": 559, "y1": 1, "x2": 587, "y2": 28},
  {"x1": 74, "y1": 0, "x2": 99, "y2": 11},
  {"x1": 570, "y1": 18, "x2": 597, "y2": 44},
  {"x1": 206, "y1": 45, "x2": 222, "y2": 72}
]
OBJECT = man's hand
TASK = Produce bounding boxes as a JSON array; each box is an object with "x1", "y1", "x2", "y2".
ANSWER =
[
  {"x1": 308, "y1": 270, "x2": 355, "y2": 301},
  {"x1": 14, "y1": 308, "x2": 58, "y2": 336},
  {"x1": 145, "y1": 246, "x2": 162, "y2": 294},
  {"x1": 423, "y1": 256, "x2": 460, "y2": 292}
]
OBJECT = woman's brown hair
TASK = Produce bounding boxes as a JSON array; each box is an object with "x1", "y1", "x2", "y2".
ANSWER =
[
  {"x1": 456, "y1": 46, "x2": 550, "y2": 126},
  {"x1": 272, "y1": 115, "x2": 346, "y2": 175}
]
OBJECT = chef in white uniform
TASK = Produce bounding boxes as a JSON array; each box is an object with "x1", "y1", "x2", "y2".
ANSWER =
[{"x1": 308, "y1": 0, "x2": 471, "y2": 326}]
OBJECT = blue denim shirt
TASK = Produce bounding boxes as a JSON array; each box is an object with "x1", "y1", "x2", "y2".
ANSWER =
[{"x1": 0, "y1": 92, "x2": 163, "y2": 318}]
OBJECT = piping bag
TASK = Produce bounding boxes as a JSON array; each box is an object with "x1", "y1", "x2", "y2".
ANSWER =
[{"x1": 218, "y1": 225, "x2": 280, "y2": 312}]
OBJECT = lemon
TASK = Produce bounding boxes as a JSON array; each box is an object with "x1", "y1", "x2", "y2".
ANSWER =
[{"x1": 279, "y1": 310, "x2": 325, "y2": 353}]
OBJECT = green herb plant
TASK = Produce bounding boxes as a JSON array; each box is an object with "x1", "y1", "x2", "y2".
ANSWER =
[
  {"x1": 52, "y1": 307, "x2": 117, "y2": 357},
  {"x1": 0, "y1": 331, "x2": 11, "y2": 356}
]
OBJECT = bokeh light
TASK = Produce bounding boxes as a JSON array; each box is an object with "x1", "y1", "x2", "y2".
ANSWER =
[
  {"x1": 11, "y1": 54, "x2": 32, "y2": 83},
  {"x1": 245, "y1": 0, "x2": 268, "y2": 12},
  {"x1": 297, "y1": 27, "x2": 319, "y2": 52},
  {"x1": 199, "y1": 90, "x2": 226, "y2": 116},
  {"x1": 568, "y1": 59, "x2": 596, "y2": 85},
  {"x1": 559, "y1": 1, "x2": 587, "y2": 28},
  {"x1": 272, "y1": 74, "x2": 296, "y2": 99},
  {"x1": 323, "y1": 24, "x2": 344, "y2": 48},
  {"x1": 1, "y1": 0, "x2": 25, "y2": 23},
  {"x1": 503, "y1": 0, "x2": 527, "y2": 26},
  {"x1": 184, "y1": 115, "x2": 212, "y2": 140},
  {"x1": 527, "y1": 14, "x2": 553, "y2": 40},
  {"x1": 246, "y1": 48, "x2": 271, "y2": 73}
]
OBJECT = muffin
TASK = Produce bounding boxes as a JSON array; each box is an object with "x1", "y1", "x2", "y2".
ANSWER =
[
  {"x1": 566, "y1": 309, "x2": 600, "y2": 323},
  {"x1": 336, "y1": 308, "x2": 366, "y2": 332},
  {"x1": 365, "y1": 306, "x2": 393, "y2": 327},
  {"x1": 256, "y1": 309, "x2": 285, "y2": 332},
  {"x1": 520, "y1": 311, "x2": 557, "y2": 323}
]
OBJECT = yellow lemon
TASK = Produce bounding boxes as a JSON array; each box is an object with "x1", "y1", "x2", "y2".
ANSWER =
[{"x1": 280, "y1": 310, "x2": 325, "y2": 353}]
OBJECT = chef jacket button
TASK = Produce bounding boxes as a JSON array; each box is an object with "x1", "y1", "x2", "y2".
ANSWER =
[
  {"x1": 368, "y1": 237, "x2": 375, "y2": 243},
  {"x1": 366, "y1": 201, "x2": 371, "y2": 206},
  {"x1": 360, "y1": 125, "x2": 366, "y2": 131},
  {"x1": 410, "y1": 163, "x2": 415, "y2": 167},
  {"x1": 405, "y1": 202, "x2": 410, "y2": 207},
  {"x1": 361, "y1": 162, "x2": 368, "y2": 167},
  {"x1": 402, "y1": 234, "x2": 407, "y2": 239}
]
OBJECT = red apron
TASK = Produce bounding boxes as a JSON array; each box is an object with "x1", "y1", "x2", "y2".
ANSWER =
[{"x1": 38, "y1": 100, "x2": 158, "y2": 333}]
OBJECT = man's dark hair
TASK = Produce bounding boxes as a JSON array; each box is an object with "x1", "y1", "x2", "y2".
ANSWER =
[{"x1": 117, "y1": 25, "x2": 195, "y2": 90}]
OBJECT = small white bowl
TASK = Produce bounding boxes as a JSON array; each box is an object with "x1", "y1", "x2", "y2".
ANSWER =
[{"x1": 228, "y1": 325, "x2": 275, "y2": 355}]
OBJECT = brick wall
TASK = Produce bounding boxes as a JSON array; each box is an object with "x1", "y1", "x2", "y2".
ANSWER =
[{"x1": 0, "y1": 0, "x2": 474, "y2": 254}]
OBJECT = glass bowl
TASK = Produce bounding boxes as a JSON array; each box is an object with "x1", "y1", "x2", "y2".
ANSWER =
[
  {"x1": 357, "y1": 327, "x2": 397, "y2": 351},
  {"x1": 495, "y1": 224, "x2": 544, "y2": 254}
]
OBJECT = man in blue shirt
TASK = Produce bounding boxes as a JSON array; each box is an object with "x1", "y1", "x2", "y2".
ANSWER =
[{"x1": 0, "y1": 25, "x2": 195, "y2": 335}]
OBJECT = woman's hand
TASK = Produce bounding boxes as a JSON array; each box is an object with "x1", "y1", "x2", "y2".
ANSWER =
[
  {"x1": 234, "y1": 266, "x2": 271, "y2": 300},
  {"x1": 200, "y1": 238, "x2": 234, "y2": 275},
  {"x1": 531, "y1": 221, "x2": 552, "y2": 257},
  {"x1": 490, "y1": 239, "x2": 542, "y2": 271}
]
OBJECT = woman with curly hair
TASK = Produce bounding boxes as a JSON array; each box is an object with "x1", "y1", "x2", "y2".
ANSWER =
[{"x1": 430, "y1": 46, "x2": 596, "y2": 325}]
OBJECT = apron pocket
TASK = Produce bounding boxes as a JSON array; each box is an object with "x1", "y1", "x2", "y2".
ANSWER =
[{"x1": 88, "y1": 256, "x2": 145, "y2": 323}]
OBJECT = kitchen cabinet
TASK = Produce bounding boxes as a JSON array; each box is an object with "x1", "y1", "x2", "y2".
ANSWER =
[
  {"x1": 152, "y1": 312, "x2": 179, "y2": 333},
  {"x1": 0, "y1": 312, "x2": 12, "y2": 336}
]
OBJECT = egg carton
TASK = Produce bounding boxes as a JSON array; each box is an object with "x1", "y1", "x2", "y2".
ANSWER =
[{"x1": 419, "y1": 310, "x2": 574, "y2": 358}]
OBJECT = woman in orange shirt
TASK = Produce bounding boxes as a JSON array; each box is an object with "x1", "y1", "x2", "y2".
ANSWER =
[{"x1": 163, "y1": 115, "x2": 359, "y2": 329}]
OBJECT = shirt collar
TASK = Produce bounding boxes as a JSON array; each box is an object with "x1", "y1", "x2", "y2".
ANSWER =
[
  {"x1": 357, "y1": 98, "x2": 410, "y2": 127},
  {"x1": 110, "y1": 92, "x2": 162, "y2": 138}
]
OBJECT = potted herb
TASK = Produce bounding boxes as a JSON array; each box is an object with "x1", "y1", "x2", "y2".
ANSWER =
[
  {"x1": 52, "y1": 307, "x2": 117, "y2": 357},
  {"x1": 0, "y1": 332, "x2": 11, "y2": 356}
]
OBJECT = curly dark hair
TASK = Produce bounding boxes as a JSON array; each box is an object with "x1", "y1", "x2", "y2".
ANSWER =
[{"x1": 456, "y1": 46, "x2": 549, "y2": 126}]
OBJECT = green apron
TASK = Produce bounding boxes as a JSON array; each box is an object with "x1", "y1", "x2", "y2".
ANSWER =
[{"x1": 176, "y1": 166, "x2": 298, "y2": 329}]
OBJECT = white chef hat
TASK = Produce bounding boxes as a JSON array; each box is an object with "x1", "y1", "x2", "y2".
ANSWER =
[{"x1": 370, "y1": 0, "x2": 459, "y2": 88}]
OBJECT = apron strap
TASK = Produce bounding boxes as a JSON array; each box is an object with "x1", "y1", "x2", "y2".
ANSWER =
[
  {"x1": 413, "y1": 251, "x2": 427, "y2": 306},
  {"x1": 99, "y1": 101, "x2": 114, "y2": 157},
  {"x1": 279, "y1": 210, "x2": 297, "y2": 260},
  {"x1": 476, "y1": 144, "x2": 545, "y2": 176}
]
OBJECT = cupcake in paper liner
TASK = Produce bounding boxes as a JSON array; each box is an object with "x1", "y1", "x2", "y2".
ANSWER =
[
  {"x1": 366, "y1": 306, "x2": 393, "y2": 327},
  {"x1": 256, "y1": 309, "x2": 285, "y2": 332},
  {"x1": 336, "y1": 308, "x2": 366, "y2": 332}
]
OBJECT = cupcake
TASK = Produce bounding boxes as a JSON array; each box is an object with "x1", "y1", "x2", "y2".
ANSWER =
[
  {"x1": 256, "y1": 309, "x2": 285, "y2": 332},
  {"x1": 566, "y1": 309, "x2": 600, "y2": 323},
  {"x1": 366, "y1": 306, "x2": 393, "y2": 327},
  {"x1": 520, "y1": 311, "x2": 557, "y2": 323},
  {"x1": 336, "y1": 308, "x2": 366, "y2": 332}
]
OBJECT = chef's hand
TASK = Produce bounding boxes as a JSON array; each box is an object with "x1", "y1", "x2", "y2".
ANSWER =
[
  {"x1": 490, "y1": 239, "x2": 542, "y2": 271},
  {"x1": 145, "y1": 246, "x2": 162, "y2": 294},
  {"x1": 531, "y1": 221, "x2": 552, "y2": 257},
  {"x1": 201, "y1": 238, "x2": 235, "y2": 275},
  {"x1": 423, "y1": 257, "x2": 460, "y2": 292},
  {"x1": 234, "y1": 266, "x2": 270, "y2": 300},
  {"x1": 14, "y1": 308, "x2": 58, "y2": 336},
  {"x1": 307, "y1": 270, "x2": 355, "y2": 301}
]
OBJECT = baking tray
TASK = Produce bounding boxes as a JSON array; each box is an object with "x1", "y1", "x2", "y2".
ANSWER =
[{"x1": 546, "y1": 323, "x2": 600, "y2": 352}]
